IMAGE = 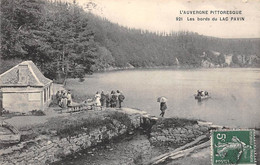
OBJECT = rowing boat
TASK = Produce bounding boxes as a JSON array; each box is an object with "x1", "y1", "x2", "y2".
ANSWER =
[{"x1": 194, "y1": 95, "x2": 210, "y2": 101}]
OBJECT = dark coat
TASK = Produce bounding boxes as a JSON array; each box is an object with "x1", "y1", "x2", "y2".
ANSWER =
[
  {"x1": 160, "y1": 102, "x2": 167, "y2": 111},
  {"x1": 118, "y1": 94, "x2": 125, "y2": 102}
]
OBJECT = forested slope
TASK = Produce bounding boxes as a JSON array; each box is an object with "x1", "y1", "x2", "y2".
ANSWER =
[
  {"x1": 88, "y1": 13, "x2": 260, "y2": 70},
  {"x1": 1, "y1": 0, "x2": 96, "y2": 81}
]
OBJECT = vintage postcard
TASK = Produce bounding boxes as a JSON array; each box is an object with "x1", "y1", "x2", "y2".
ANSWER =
[{"x1": 0, "y1": 0, "x2": 259, "y2": 164}]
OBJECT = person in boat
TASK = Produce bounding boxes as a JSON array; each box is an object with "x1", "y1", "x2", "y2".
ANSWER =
[
  {"x1": 197, "y1": 90, "x2": 203, "y2": 96},
  {"x1": 197, "y1": 90, "x2": 200, "y2": 96},
  {"x1": 159, "y1": 101, "x2": 167, "y2": 117}
]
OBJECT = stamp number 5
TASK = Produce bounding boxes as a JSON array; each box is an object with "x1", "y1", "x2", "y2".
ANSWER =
[{"x1": 217, "y1": 133, "x2": 226, "y2": 141}]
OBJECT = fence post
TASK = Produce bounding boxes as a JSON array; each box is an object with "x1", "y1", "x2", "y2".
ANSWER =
[{"x1": 0, "y1": 88, "x2": 3, "y2": 116}]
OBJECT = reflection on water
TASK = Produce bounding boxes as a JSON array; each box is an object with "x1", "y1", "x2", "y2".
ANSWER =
[{"x1": 66, "y1": 68, "x2": 260, "y2": 128}]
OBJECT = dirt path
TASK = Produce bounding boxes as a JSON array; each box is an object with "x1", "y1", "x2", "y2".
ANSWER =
[{"x1": 2, "y1": 108, "x2": 69, "y2": 129}]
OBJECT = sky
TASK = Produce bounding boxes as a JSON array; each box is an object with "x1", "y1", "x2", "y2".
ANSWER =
[{"x1": 65, "y1": 0, "x2": 260, "y2": 38}]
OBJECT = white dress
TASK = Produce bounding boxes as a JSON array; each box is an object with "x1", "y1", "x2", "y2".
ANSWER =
[{"x1": 95, "y1": 94, "x2": 101, "y2": 106}]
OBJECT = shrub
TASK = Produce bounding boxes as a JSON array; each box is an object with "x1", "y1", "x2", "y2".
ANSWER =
[
  {"x1": 106, "y1": 111, "x2": 132, "y2": 129},
  {"x1": 30, "y1": 110, "x2": 46, "y2": 116},
  {"x1": 2, "y1": 108, "x2": 9, "y2": 114}
]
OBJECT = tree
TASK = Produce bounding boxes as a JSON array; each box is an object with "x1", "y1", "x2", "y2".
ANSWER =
[
  {"x1": 1, "y1": 0, "x2": 45, "y2": 59},
  {"x1": 64, "y1": 1, "x2": 97, "y2": 78},
  {"x1": 1, "y1": 0, "x2": 56, "y2": 73},
  {"x1": 1, "y1": 0, "x2": 97, "y2": 81},
  {"x1": 218, "y1": 53, "x2": 226, "y2": 65}
]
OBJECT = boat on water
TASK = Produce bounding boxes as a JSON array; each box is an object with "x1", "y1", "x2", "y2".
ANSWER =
[
  {"x1": 195, "y1": 95, "x2": 210, "y2": 101},
  {"x1": 0, "y1": 121, "x2": 21, "y2": 144},
  {"x1": 195, "y1": 90, "x2": 210, "y2": 101}
]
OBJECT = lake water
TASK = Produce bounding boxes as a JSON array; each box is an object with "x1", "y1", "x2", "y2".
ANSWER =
[{"x1": 66, "y1": 68, "x2": 260, "y2": 128}]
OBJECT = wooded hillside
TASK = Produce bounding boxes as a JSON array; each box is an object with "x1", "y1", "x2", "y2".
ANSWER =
[
  {"x1": 1, "y1": 0, "x2": 96, "y2": 81},
  {"x1": 88, "y1": 13, "x2": 260, "y2": 69}
]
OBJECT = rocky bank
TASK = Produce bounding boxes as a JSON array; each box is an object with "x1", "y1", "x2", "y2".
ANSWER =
[
  {"x1": 0, "y1": 108, "x2": 214, "y2": 165},
  {"x1": 149, "y1": 118, "x2": 210, "y2": 147}
]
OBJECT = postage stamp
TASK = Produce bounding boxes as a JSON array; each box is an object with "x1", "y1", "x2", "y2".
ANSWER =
[{"x1": 211, "y1": 129, "x2": 256, "y2": 165}]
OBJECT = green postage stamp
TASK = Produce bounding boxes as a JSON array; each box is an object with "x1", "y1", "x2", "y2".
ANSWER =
[{"x1": 211, "y1": 129, "x2": 256, "y2": 165}]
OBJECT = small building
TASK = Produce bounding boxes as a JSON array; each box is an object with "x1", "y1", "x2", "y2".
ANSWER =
[
  {"x1": 201, "y1": 59, "x2": 215, "y2": 68},
  {"x1": 0, "y1": 61, "x2": 53, "y2": 113},
  {"x1": 224, "y1": 54, "x2": 233, "y2": 66}
]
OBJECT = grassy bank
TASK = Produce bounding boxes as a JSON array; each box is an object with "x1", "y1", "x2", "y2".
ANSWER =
[{"x1": 16, "y1": 110, "x2": 133, "y2": 142}]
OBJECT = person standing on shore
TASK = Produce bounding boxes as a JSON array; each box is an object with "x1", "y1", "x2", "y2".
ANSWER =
[
  {"x1": 56, "y1": 91, "x2": 61, "y2": 105},
  {"x1": 58, "y1": 90, "x2": 64, "y2": 107},
  {"x1": 67, "y1": 90, "x2": 72, "y2": 106},
  {"x1": 160, "y1": 102, "x2": 167, "y2": 117},
  {"x1": 100, "y1": 91, "x2": 106, "y2": 107},
  {"x1": 158, "y1": 97, "x2": 167, "y2": 117},
  {"x1": 110, "y1": 91, "x2": 117, "y2": 108},
  {"x1": 117, "y1": 90, "x2": 125, "y2": 108},
  {"x1": 105, "y1": 91, "x2": 110, "y2": 108},
  {"x1": 95, "y1": 91, "x2": 101, "y2": 108},
  {"x1": 115, "y1": 90, "x2": 120, "y2": 108},
  {"x1": 61, "y1": 92, "x2": 68, "y2": 108}
]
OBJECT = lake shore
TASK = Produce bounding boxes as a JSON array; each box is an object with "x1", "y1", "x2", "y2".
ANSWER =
[
  {"x1": 0, "y1": 106, "x2": 213, "y2": 165},
  {"x1": 61, "y1": 68, "x2": 260, "y2": 164},
  {"x1": 2, "y1": 67, "x2": 259, "y2": 165},
  {"x1": 93, "y1": 64, "x2": 260, "y2": 74},
  {"x1": 2, "y1": 105, "x2": 258, "y2": 164},
  {"x1": 0, "y1": 107, "x2": 154, "y2": 164},
  {"x1": 1, "y1": 90, "x2": 259, "y2": 165},
  {"x1": 64, "y1": 68, "x2": 260, "y2": 128}
]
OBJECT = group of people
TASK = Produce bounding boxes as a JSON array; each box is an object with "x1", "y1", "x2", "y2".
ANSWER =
[
  {"x1": 94, "y1": 90, "x2": 125, "y2": 108},
  {"x1": 55, "y1": 89, "x2": 166, "y2": 117},
  {"x1": 197, "y1": 90, "x2": 209, "y2": 96},
  {"x1": 55, "y1": 89, "x2": 125, "y2": 109},
  {"x1": 56, "y1": 90, "x2": 72, "y2": 108}
]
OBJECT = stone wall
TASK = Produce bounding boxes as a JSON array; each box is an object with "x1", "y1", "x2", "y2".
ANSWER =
[
  {"x1": 0, "y1": 113, "x2": 142, "y2": 165},
  {"x1": 149, "y1": 118, "x2": 210, "y2": 147},
  {"x1": 2, "y1": 91, "x2": 42, "y2": 113},
  {"x1": 0, "y1": 111, "x2": 212, "y2": 165}
]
